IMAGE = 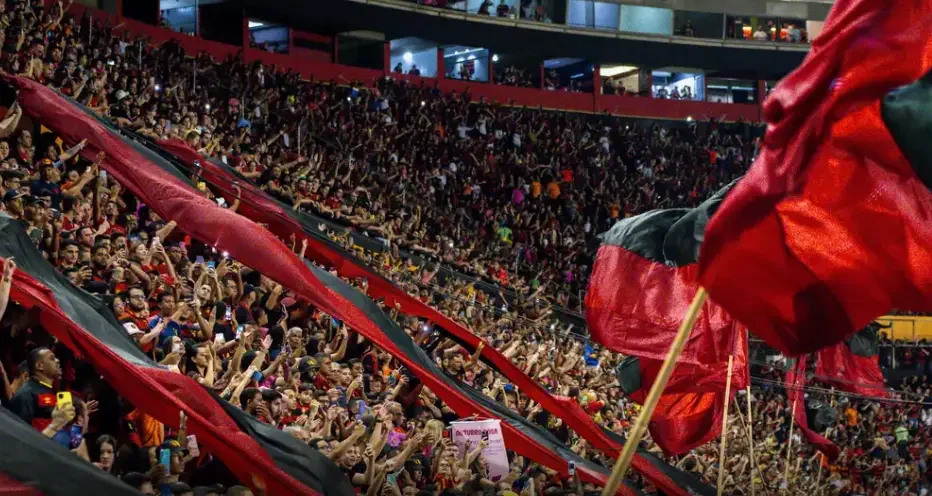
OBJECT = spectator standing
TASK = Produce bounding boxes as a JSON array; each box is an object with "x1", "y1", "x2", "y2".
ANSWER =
[{"x1": 8, "y1": 346, "x2": 61, "y2": 431}]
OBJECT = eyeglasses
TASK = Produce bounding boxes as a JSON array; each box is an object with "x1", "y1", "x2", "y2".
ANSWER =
[{"x1": 129, "y1": 294, "x2": 146, "y2": 300}]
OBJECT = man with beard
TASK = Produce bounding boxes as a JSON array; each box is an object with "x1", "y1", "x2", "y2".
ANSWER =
[
  {"x1": 120, "y1": 286, "x2": 162, "y2": 352},
  {"x1": 90, "y1": 243, "x2": 112, "y2": 282},
  {"x1": 2, "y1": 190, "x2": 25, "y2": 219},
  {"x1": 239, "y1": 387, "x2": 262, "y2": 417},
  {"x1": 8, "y1": 346, "x2": 62, "y2": 431},
  {"x1": 259, "y1": 389, "x2": 284, "y2": 427}
]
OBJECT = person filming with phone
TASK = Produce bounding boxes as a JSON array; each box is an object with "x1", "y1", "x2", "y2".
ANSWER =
[{"x1": 8, "y1": 345, "x2": 62, "y2": 431}]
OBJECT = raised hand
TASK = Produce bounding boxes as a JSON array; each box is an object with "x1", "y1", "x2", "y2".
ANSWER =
[{"x1": 2, "y1": 257, "x2": 15, "y2": 280}]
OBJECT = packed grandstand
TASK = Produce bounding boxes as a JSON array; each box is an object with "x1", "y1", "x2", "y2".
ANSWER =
[{"x1": 0, "y1": 1, "x2": 930, "y2": 496}]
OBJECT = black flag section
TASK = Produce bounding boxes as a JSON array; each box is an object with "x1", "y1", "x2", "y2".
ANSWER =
[
  {"x1": 881, "y1": 69, "x2": 932, "y2": 189},
  {"x1": 0, "y1": 407, "x2": 142, "y2": 496}
]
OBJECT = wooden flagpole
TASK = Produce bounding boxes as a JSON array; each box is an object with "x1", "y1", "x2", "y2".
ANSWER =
[
  {"x1": 783, "y1": 398, "x2": 798, "y2": 485},
  {"x1": 716, "y1": 355, "x2": 735, "y2": 496},
  {"x1": 747, "y1": 385, "x2": 755, "y2": 496},
  {"x1": 814, "y1": 453, "x2": 824, "y2": 495},
  {"x1": 734, "y1": 405, "x2": 772, "y2": 496},
  {"x1": 600, "y1": 288, "x2": 709, "y2": 496}
]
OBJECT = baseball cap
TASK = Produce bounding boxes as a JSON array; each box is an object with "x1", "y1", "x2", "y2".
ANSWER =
[
  {"x1": 159, "y1": 439, "x2": 186, "y2": 454},
  {"x1": 3, "y1": 190, "x2": 25, "y2": 202},
  {"x1": 0, "y1": 169, "x2": 26, "y2": 179},
  {"x1": 405, "y1": 455, "x2": 427, "y2": 472},
  {"x1": 114, "y1": 89, "x2": 129, "y2": 101},
  {"x1": 297, "y1": 356, "x2": 319, "y2": 375}
]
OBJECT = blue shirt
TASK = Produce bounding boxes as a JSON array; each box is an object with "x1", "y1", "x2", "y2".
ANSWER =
[{"x1": 149, "y1": 315, "x2": 182, "y2": 346}]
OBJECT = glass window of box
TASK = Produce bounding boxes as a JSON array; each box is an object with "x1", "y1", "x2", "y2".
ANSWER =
[
  {"x1": 706, "y1": 78, "x2": 758, "y2": 104},
  {"x1": 161, "y1": 1, "x2": 197, "y2": 36},
  {"x1": 543, "y1": 58, "x2": 592, "y2": 93},
  {"x1": 566, "y1": 0, "x2": 620, "y2": 30},
  {"x1": 493, "y1": 53, "x2": 541, "y2": 88},
  {"x1": 600, "y1": 65, "x2": 649, "y2": 96},
  {"x1": 444, "y1": 46, "x2": 491, "y2": 82},
  {"x1": 673, "y1": 11, "x2": 724, "y2": 39},
  {"x1": 727, "y1": 16, "x2": 809, "y2": 43},
  {"x1": 248, "y1": 20, "x2": 289, "y2": 54},
  {"x1": 651, "y1": 71, "x2": 702, "y2": 101},
  {"x1": 620, "y1": 5, "x2": 673, "y2": 36},
  {"x1": 390, "y1": 38, "x2": 439, "y2": 78}
]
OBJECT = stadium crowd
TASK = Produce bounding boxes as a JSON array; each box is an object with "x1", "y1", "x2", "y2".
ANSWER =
[{"x1": 0, "y1": 1, "x2": 928, "y2": 495}]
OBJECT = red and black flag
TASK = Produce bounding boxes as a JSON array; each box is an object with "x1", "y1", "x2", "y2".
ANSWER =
[
  {"x1": 3, "y1": 77, "x2": 356, "y2": 496},
  {"x1": 0, "y1": 216, "x2": 352, "y2": 496},
  {"x1": 815, "y1": 322, "x2": 889, "y2": 398},
  {"x1": 588, "y1": 182, "x2": 748, "y2": 455},
  {"x1": 586, "y1": 181, "x2": 742, "y2": 367},
  {"x1": 697, "y1": 0, "x2": 932, "y2": 355},
  {"x1": 6, "y1": 76, "x2": 710, "y2": 496},
  {"x1": 785, "y1": 357, "x2": 840, "y2": 461},
  {"x1": 0, "y1": 406, "x2": 142, "y2": 496}
]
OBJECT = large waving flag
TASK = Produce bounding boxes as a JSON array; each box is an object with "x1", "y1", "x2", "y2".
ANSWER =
[
  {"x1": 0, "y1": 406, "x2": 142, "y2": 496},
  {"x1": 697, "y1": 0, "x2": 932, "y2": 355},
  {"x1": 153, "y1": 140, "x2": 711, "y2": 495},
  {"x1": 6, "y1": 76, "x2": 713, "y2": 496},
  {"x1": 0, "y1": 217, "x2": 350, "y2": 496},
  {"x1": 587, "y1": 182, "x2": 749, "y2": 455},
  {"x1": 815, "y1": 323, "x2": 889, "y2": 398}
]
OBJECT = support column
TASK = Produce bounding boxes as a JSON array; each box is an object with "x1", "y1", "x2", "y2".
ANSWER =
[
  {"x1": 241, "y1": 15, "x2": 249, "y2": 52},
  {"x1": 437, "y1": 47, "x2": 444, "y2": 81},
  {"x1": 383, "y1": 42, "x2": 390, "y2": 75},
  {"x1": 488, "y1": 53, "x2": 494, "y2": 84},
  {"x1": 592, "y1": 63, "x2": 602, "y2": 112}
]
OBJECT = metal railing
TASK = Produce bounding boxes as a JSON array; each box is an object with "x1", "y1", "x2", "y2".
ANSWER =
[{"x1": 356, "y1": 0, "x2": 812, "y2": 52}]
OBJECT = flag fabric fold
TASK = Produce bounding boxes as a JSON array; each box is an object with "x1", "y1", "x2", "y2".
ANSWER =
[
  {"x1": 815, "y1": 324, "x2": 889, "y2": 398},
  {"x1": 586, "y1": 182, "x2": 748, "y2": 455},
  {"x1": 697, "y1": 0, "x2": 932, "y2": 355},
  {"x1": 6, "y1": 76, "x2": 711, "y2": 496},
  {"x1": 0, "y1": 406, "x2": 142, "y2": 496},
  {"x1": 786, "y1": 357, "x2": 840, "y2": 461},
  {"x1": 0, "y1": 216, "x2": 343, "y2": 496},
  {"x1": 614, "y1": 333, "x2": 748, "y2": 455}
]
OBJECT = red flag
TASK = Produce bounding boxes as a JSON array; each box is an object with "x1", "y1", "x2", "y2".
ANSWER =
[
  {"x1": 786, "y1": 357, "x2": 840, "y2": 461},
  {"x1": 627, "y1": 328, "x2": 748, "y2": 456},
  {"x1": 815, "y1": 326, "x2": 889, "y2": 398},
  {"x1": 697, "y1": 0, "x2": 932, "y2": 355}
]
